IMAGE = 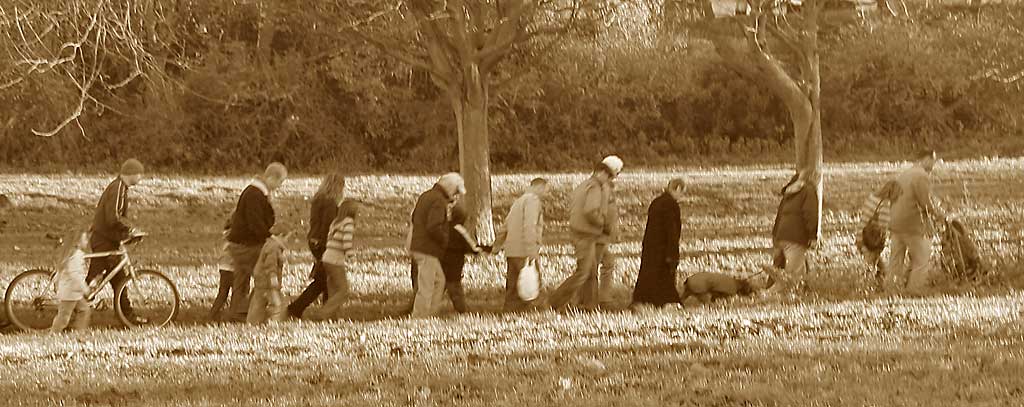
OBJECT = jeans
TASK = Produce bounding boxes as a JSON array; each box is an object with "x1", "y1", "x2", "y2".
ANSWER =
[
  {"x1": 227, "y1": 242, "x2": 263, "y2": 322},
  {"x1": 50, "y1": 300, "x2": 91, "y2": 332},
  {"x1": 246, "y1": 288, "x2": 285, "y2": 324},
  {"x1": 887, "y1": 233, "x2": 932, "y2": 293},
  {"x1": 773, "y1": 240, "x2": 809, "y2": 292},
  {"x1": 504, "y1": 257, "x2": 543, "y2": 312},
  {"x1": 550, "y1": 235, "x2": 615, "y2": 310},
  {"x1": 87, "y1": 239, "x2": 133, "y2": 317},
  {"x1": 410, "y1": 252, "x2": 446, "y2": 318},
  {"x1": 320, "y1": 262, "x2": 351, "y2": 318}
]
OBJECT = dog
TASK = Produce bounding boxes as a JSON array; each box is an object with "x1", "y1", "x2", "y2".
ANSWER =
[{"x1": 680, "y1": 272, "x2": 759, "y2": 303}]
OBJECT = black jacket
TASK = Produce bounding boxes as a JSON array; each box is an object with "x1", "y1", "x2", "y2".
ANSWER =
[
  {"x1": 91, "y1": 177, "x2": 132, "y2": 243},
  {"x1": 409, "y1": 184, "x2": 452, "y2": 259},
  {"x1": 227, "y1": 184, "x2": 275, "y2": 245},
  {"x1": 306, "y1": 194, "x2": 338, "y2": 257}
]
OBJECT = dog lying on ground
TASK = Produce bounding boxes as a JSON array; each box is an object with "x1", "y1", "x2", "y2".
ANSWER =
[{"x1": 680, "y1": 272, "x2": 760, "y2": 303}]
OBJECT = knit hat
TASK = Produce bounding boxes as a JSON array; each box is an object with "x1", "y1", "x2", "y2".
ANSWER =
[
  {"x1": 120, "y1": 159, "x2": 144, "y2": 175},
  {"x1": 601, "y1": 155, "x2": 624, "y2": 175}
]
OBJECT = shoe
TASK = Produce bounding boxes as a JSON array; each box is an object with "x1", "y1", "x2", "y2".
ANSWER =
[
  {"x1": 287, "y1": 307, "x2": 303, "y2": 320},
  {"x1": 126, "y1": 315, "x2": 149, "y2": 325}
]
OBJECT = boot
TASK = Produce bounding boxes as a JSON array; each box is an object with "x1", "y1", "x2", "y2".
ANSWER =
[{"x1": 445, "y1": 282, "x2": 469, "y2": 313}]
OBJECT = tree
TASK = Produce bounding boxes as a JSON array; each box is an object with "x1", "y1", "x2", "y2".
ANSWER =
[
  {"x1": 692, "y1": 0, "x2": 826, "y2": 236},
  {"x1": 0, "y1": 0, "x2": 176, "y2": 138},
  {"x1": 349, "y1": 0, "x2": 613, "y2": 241}
]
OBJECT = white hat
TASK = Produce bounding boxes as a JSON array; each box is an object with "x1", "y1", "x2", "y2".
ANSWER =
[
  {"x1": 438, "y1": 172, "x2": 467, "y2": 195},
  {"x1": 601, "y1": 155, "x2": 624, "y2": 175}
]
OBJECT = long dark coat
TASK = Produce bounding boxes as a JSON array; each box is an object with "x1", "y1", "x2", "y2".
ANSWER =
[{"x1": 632, "y1": 192, "x2": 682, "y2": 306}]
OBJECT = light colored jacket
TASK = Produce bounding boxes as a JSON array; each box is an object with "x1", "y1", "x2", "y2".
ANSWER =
[
  {"x1": 55, "y1": 249, "x2": 89, "y2": 301},
  {"x1": 890, "y1": 166, "x2": 938, "y2": 235},
  {"x1": 323, "y1": 216, "x2": 354, "y2": 266},
  {"x1": 252, "y1": 237, "x2": 285, "y2": 290},
  {"x1": 569, "y1": 176, "x2": 613, "y2": 238},
  {"x1": 493, "y1": 192, "x2": 544, "y2": 258}
]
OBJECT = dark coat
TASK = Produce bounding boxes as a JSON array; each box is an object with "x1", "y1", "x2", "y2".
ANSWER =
[
  {"x1": 306, "y1": 194, "x2": 338, "y2": 259},
  {"x1": 409, "y1": 184, "x2": 452, "y2": 259},
  {"x1": 771, "y1": 179, "x2": 819, "y2": 247},
  {"x1": 91, "y1": 177, "x2": 132, "y2": 244},
  {"x1": 632, "y1": 192, "x2": 683, "y2": 306},
  {"x1": 442, "y1": 202, "x2": 480, "y2": 282},
  {"x1": 227, "y1": 185, "x2": 275, "y2": 246}
]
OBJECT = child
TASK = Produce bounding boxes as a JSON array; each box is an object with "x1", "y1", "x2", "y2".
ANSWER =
[
  {"x1": 320, "y1": 200, "x2": 359, "y2": 318},
  {"x1": 50, "y1": 229, "x2": 93, "y2": 332},
  {"x1": 441, "y1": 203, "x2": 489, "y2": 313},
  {"x1": 857, "y1": 180, "x2": 900, "y2": 286},
  {"x1": 209, "y1": 215, "x2": 235, "y2": 320},
  {"x1": 247, "y1": 234, "x2": 288, "y2": 324}
]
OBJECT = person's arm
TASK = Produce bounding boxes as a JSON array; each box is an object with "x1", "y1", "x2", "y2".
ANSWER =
[
  {"x1": 426, "y1": 199, "x2": 449, "y2": 247},
  {"x1": 803, "y1": 187, "x2": 820, "y2": 245},
  {"x1": 665, "y1": 200, "x2": 681, "y2": 264},
  {"x1": 523, "y1": 197, "x2": 541, "y2": 257},
  {"x1": 102, "y1": 182, "x2": 132, "y2": 240},
  {"x1": 453, "y1": 224, "x2": 481, "y2": 254},
  {"x1": 912, "y1": 173, "x2": 944, "y2": 220},
  {"x1": 582, "y1": 184, "x2": 604, "y2": 228}
]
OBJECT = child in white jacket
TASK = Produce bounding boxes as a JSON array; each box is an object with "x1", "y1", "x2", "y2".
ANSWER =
[{"x1": 51, "y1": 229, "x2": 93, "y2": 332}]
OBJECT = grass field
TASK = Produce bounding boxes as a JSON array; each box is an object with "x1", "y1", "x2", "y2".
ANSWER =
[{"x1": 1, "y1": 158, "x2": 1023, "y2": 406}]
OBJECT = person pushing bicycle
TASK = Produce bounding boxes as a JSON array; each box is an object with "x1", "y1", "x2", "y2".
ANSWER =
[{"x1": 87, "y1": 158, "x2": 147, "y2": 325}]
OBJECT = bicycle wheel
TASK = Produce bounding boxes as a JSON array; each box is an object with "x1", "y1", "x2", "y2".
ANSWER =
[
  {"x1": 114, "y1": 269, "x2": 180, "y2": 328},
  {"x1": 4, "y1": 269, "x2": 60, "y2": 332}
]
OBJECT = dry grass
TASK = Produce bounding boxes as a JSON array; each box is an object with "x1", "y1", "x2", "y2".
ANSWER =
[{"x1": 1, "y1": 158, "x2": 1023, "y2": 405}]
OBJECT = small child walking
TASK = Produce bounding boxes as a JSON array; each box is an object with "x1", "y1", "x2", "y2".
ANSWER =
[
  {"x1": 320, "y1": 200, "x2": 360, "y2": 319},
  {"x1": 247, "y1": 234, "x2": 288, "y2": 324},
  {"x1": 441, "y1": 202, "x2": 488, "y2": 313},
  {"x1": 50, "y1": 229, "x2": 93, "y2": 332},
  {"x1": 209, "y1": 215, "x2": 235, "y2": 320}
]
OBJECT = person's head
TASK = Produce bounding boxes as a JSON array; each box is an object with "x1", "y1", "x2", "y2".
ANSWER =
[
  {"x1": 437, "y1": 172, "x2": 466, "y2": 200},
  {"x1": 337, "y1": 199, "x2": 361, "y2": 220},
  {"x1": 119, "y1": 159, "x2": 144, "y2": 186},
  {"x1": 666, "y1": 178, "x2": 687, "y2": 202},
  {"x1": 449, "y1": 202, "x2": 468, "y2": 226},
  {"x1": 262, "y1": 162, "x2": 288, "y2": 192},
  {"x1": 528, "y1": 177, "x2": 549, "y2": 198},
  {"x1": 55, "y1": 228, "x2": 90, "y2": 269},
  {"x1": 595, "y1": 155, "x2": 624, "y2": 181},
  {"x1": 916, "y1": 149, "x2": 938, "y2": 172},
  {"x1": 315, "y1": 172, "x2": 346, "y2": 203}
]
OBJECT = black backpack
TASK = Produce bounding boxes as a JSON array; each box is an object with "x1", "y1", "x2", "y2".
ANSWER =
[{"x1": 861, "y1": 200, "x2": 887, "y2": 251}]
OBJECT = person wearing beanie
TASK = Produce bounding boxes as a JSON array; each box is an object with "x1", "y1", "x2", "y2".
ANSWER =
[
  {"x1": 550, "y1": 156, "x2": 623, "y2": 311},
  {"x1": 87, "y1": 158, "x2": 146, "y2": 325}
]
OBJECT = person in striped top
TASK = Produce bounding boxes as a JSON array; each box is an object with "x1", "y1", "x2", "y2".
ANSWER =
[
  {"x1": 857, "y1": 180, "x2": 901, "y2": 285},
  {"x1": 320, "y1": 200, "x2": 360, "y2": 318}
]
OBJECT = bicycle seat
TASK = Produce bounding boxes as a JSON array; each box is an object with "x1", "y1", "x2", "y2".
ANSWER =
[{"x1": 122, "y1": 233, "x2": 148, "y2": 246}]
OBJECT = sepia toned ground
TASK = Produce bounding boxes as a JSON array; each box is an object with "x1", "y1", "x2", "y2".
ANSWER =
[{"x1": 1, "y1": 158, "x2": 1023, "y2": 406}]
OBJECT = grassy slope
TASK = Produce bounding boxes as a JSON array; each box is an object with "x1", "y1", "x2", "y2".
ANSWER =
[{"x1": 1, "y1": 159, "x2": 1023, "y2": 406}]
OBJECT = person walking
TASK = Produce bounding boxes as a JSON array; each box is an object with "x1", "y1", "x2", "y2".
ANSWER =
[
  {"x1": 87, "y1": 159, "x2": 146, "y2": 325},
  {"x1": 856, "y1": 180, "x2": 901, "y2": 287},
  {"x1": 768, "y1": 171, "x2": 820, "y2": 294},
  {"x1": 409, "y1": 173, "x2": 464, "y2": 318},
  {"x1": 208, "y1": 214, "x2": 235, "y2": 320},
  {"x1": 320, "y1": 199, "x2": 360, "y2": 318},
  {"x1": 440, "y1": 201, "x2": 487, "y2": 313},
  {"x1": 247, "y1": 234, "x2": 288, "y2": 324},
  {"x1": 225, "y1": 162, "x2": 287, "y2": 322},
  {"x1": 549, "y1": 156, "x2": 623, "y2": 311},
  {"x1": 631, "y1": 178, "x2": 687, "y2": 307},
  {"x1": 287, "y1": 173, "x2": 345, "y2": 318},
  {"x1": 887, "y1": 150, "x2": 946, "y2": 294},
  {"x1": 50, "y1": 229, "x2": 93, "y2": 332},
  {"x1": 492, "y1": 178, "x2": 549, "y2": 312}
]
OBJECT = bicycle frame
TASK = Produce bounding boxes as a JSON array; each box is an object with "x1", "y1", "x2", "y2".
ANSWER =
[{"x1": 81, "y1": 249, "x2": 134, "y2": 306}]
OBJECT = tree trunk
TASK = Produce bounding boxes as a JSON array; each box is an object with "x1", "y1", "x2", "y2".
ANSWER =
[{"x1": 452, "y1": 65, "x2": 496, "y2": 243}]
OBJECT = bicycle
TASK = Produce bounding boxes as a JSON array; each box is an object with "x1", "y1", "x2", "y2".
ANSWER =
[{"x1": 4, "y1": 232, "x2": 180, "y2": 332}]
